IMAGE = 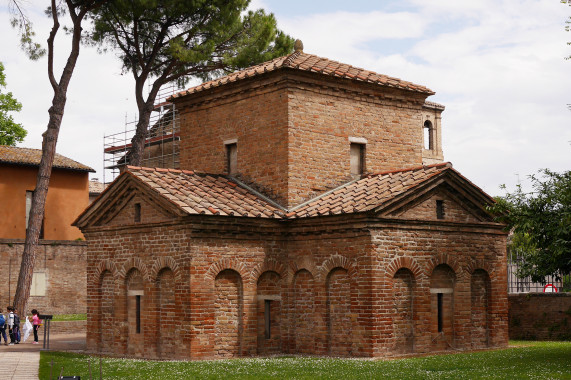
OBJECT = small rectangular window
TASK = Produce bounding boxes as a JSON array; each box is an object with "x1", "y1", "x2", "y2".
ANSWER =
[
  {"x1": 437, "y1": 292, "x2": 443, "y2": 332},
  {"x1": 264, "y1": 300, "x2": 271, "y2": 339},
  {"x1": 436, "y1": 200, "x2": 445, "y2": 220},
  {"x1": 134, "y1": 203, "x2": 141, "y2": 223},
  {"x1": 136, "y1": 295, "x2": 141, "y2": 334},
  {"x1": 226, "y1": 143, "x2": 237, "y2": 175},
  {"x1": 350, "y1": 143, "x2": 365, "y2": 177}
]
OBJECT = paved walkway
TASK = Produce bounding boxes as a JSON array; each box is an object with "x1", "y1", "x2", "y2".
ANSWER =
[
  {"x1": 0, "y1": 333, "x2": 86, "y2": 379},
  {"x1": 0, "y1": 351, "x2": 39, "y2": 379}
]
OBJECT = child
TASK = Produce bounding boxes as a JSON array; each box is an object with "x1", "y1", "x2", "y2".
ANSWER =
[
  {"x1": 12, "y1": 307, "x2": 20, "y2": 344},
  {"x1": 31, "y1": 309, "x2": 41, "y2": 344},
  {"x1": 7, "y1": 306, "x2": 15, "y2": 345},
  {"x1": 0, "y1": 308, "x2": 7, "y2": 345}
]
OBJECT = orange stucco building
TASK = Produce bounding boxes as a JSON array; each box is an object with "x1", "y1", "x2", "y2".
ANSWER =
[{"x1": 0, "y1": 146, "x2": 94, "y2": 240}]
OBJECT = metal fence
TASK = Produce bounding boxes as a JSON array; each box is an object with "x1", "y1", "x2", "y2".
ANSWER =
[{"x1": 508, "y1": 252, "x2": 567, "y2": 293}]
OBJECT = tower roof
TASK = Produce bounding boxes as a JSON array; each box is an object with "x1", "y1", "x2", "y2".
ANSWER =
[{"x1": 170, "y1": 50, "x2": 434, "y2": 100}]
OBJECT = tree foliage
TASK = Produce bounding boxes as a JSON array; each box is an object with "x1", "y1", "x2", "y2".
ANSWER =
[
  {"x1": 490, "y1": 169, "x2": 571, "y2": 281},
  {"x1": 0, "y1": 62, "x2": 27, "y2": 145},
  {"x1": 87, "y1": 0, "x2": 294, "y2": 165}
]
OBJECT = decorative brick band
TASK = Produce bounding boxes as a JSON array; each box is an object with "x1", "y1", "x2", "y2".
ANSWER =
[
  {"x1": 149, "y1": 256, "x2": 182, "y2": 282},
  {"x1": 121, "y1": 257, "x2": 151, "y2": 283},
  {"x1": 425, "y1": 253, "x2": 461, "y2": 278},
  {"x1": 205, "y1": 258, "x2": 250, "y2": 283},
  {"x1": 288, "y1": 257, "x2": 317, "y2": 284},
  {"x1": 91, "y1": 260, "x2": 120, "y2": 286},
  {"x1": 249, "y1": 259, "x2": 287, "y2": 285},
  {"x1": 318, "y1": 254, "x2": 357, "y2": 281},
  {"x1": 465, "y1": 258, "x2": 494, "y2": 277},
  {"x1": 386, "y1": 256, "x2": 423, "y2": 279}
]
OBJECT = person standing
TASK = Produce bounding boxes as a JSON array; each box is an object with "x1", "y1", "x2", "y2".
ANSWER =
[
  {"x1": 7, "y1": 306, "x2": 15, "y2": 345},
  {"x1": 12, "y1": 307, "x2": 20, "y2": 344},
  {"x1": 0, "y1": 308, "x2": 7, "y2": 345},
  {"x1": 31, "y1": 309, "x2": 41, "y2": 344}
]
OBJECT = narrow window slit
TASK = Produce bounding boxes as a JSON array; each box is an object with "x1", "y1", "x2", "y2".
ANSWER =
[
  {"x1": 136, "y1": 295, "x2": 141, "y2": 334},
  {"x1": 134, "y1": 203, "x2": 141, "y2": 223},
  {"x1": 264, "y1": 299, "x2": 271, "y2": 339},
  {"x1": 436, "y1": 200, "x2": 444, "y2": 220},
  {"x1": 437, "y1": 293, "x2": 443, "y2": 332}
]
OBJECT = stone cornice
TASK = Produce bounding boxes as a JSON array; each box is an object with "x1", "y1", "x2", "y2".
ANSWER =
[
  {"x1": 81, "y1": 211, "x2": 506, "y2": 241},
  {"x1": 174, "y1": 70, "x2": 428, "y2": 113}
]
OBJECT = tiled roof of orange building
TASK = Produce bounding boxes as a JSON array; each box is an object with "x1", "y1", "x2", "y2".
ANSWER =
[
  {"x1": 126, "y1": 166, "x2": 285, "y2": 218},
  {"x1": 286, "y1": 163, "x2": 453, "y2": 218},
  {"x1": 171, "y1": 50, "x2": 434, "y2": 100},
  {"x1": 89, "y1": 179, "x2": 106, "y2": 195},
  {"x1": 0, "y1": 145, "x2": 94, "y2": 172}
]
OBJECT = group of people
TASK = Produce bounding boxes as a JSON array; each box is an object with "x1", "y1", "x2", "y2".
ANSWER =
[{"x1": 0, "y1": 307, "x2": 41, "y2": 345}]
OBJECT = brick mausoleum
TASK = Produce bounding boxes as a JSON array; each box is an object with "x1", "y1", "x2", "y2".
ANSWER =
[{"x1": 75, "y1": 42, "x2": 508, "y2": 359}]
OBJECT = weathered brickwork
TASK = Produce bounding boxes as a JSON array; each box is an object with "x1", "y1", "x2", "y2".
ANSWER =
[
  {"x1": 398, "y1": 191, "x2": 482, "y2": 223},
  {"x1": 81, "y1": 204, "x2": 507, "y2": 360},
  {"x1": 0, "y1": 239, "x2": 86, "y2": 315},
  {"x1": 175, "y1": 72, "x2": 441, "y2": 208},
  {"x1": 286, "y1": 78, "x2": 427, "y2": 205},
  {"x1": 177, "y1": 77, "x2": 290, "y2": 204},
  {"x1": 78, "y1": 50, "x2": 507, "y2": 360},
  {"x1": 508, "y1": 293, "x2": 571, "y2": 341}
]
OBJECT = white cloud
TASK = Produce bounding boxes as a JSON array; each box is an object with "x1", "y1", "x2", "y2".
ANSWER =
[{"x1": 1, "y1": 0, "x2": 569, "y2": 195}]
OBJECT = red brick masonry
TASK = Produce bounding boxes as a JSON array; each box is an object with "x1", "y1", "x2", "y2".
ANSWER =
[
  {"x1": 509, "y1": 293, "x2": 571, "y2": 340},
  {"x1": 75, "y1": 49, "x2": 508, "y2": 359}
]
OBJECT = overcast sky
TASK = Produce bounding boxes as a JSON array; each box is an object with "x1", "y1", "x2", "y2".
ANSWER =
[{"x1": 0, "y1": 0, "x2": 569, "y2": 196}]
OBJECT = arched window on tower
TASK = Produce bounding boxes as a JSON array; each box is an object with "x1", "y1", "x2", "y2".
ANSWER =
[{"x1": 424, "y1": 120, "x2": 433, "y2": 150}]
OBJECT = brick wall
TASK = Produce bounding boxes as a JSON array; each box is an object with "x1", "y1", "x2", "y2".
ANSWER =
[
  {"x1": 286, "y1": 77, "x2": 427, "y2": 205},
  {"x1": 369, "y1": 223, "x2": 508, "y2": 355},
  {"x1": 509, "y1": 293, "x2": 571, "y2": 340},
  {"x1": 49, "y1": 320, "x2": 87, "y2": 335},
  {"x1": 175, "y1": 72, "x2": 431, "y2": 208},
  {"x1": 82, "y1": 204, "x2": 507, "y2": 360},
  {"x1": 0, "y1": 239, "x2": 86, "y2": 315},
  {"x1": 177, "y1": 75, "x2": 289, "y2": 205}
]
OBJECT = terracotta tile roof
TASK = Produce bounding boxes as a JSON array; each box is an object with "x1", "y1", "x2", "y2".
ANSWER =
[
  {"x1": 89, "y1": 179, "x2": 106, "y2": 195},
  {"x1": 122, "y1": 163, "x2": 488, "y2": 221},
  {"x1": 423, "y1": 100, "x2": 445, "y2": 110},
  {"x1": 171, "y1": 51, "x2": 434, "y2": 100},
  {"x1": 126, "y1": 166, "x2": 285, "y2": 218},
  {"x1": 287, "y1": 163, "x2": 453, "y2": 218},
  {"x1": 0, "y1": 145, "x2": 94, "y2": 172}
]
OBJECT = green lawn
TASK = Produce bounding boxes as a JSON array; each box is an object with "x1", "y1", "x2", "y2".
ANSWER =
[
  {"x1": 52, "y1": 314, "x2": 87, "y2": 321},
  {"x1": 40, "y1": 341, "x2": 571, "y2": 380}
]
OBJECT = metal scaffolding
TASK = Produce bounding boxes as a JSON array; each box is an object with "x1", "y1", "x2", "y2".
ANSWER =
[{"x1": 103, "y1": 85, "x2": 181, "y2": 184}]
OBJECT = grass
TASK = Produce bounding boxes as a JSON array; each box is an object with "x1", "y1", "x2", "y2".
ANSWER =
[
  {"x1": 39, "y1": 341, "x2": 571, "y2": 380},
  {"x1": 51, "y1": 314, "x2": 87, "y2": 322}
]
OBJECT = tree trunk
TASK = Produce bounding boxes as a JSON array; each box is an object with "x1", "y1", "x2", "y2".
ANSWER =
[
  {"x1": 13, "y1": 99, "x2": 64, "y2": 315},
  {"x1": 11, "y1": 0, "x2": 104, "y2": 315},
  {"x1": 129, "y1": 72, "x2": 166, "y2": 167},
  {"x1": 128, "y1": 102, "x2": 155, "y2": 167}
]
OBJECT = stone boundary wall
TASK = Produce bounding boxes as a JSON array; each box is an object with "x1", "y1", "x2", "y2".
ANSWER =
[
  {"x1": 508, "y1": 293, "x2": 571, "y2": 340},
  {"x1": 0, "y1": 239, "x2": 87, "y2": 315},
  {"x1": 48, "y1": 320, "x2": 87, "y2": 335}
]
